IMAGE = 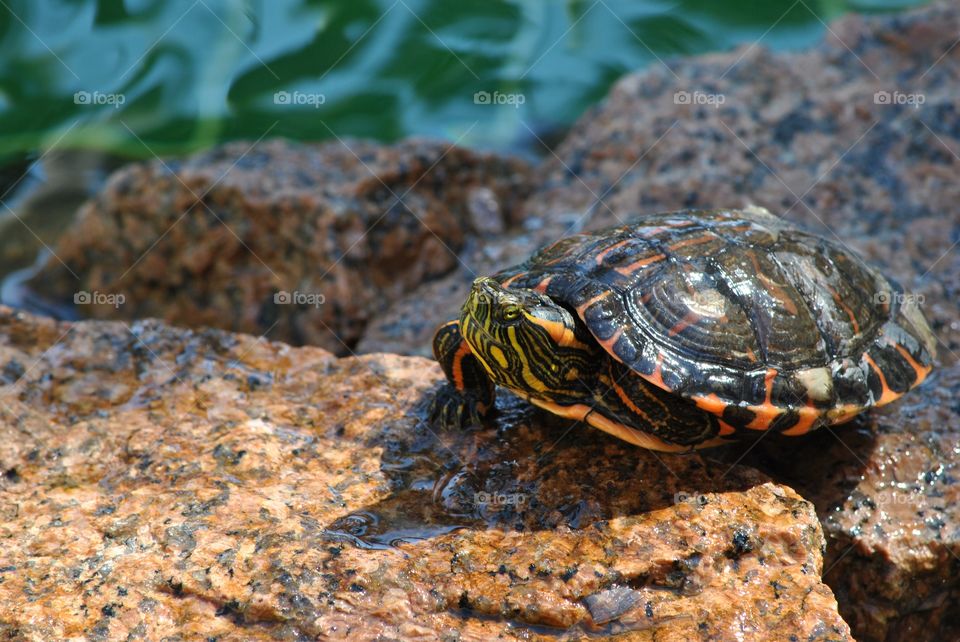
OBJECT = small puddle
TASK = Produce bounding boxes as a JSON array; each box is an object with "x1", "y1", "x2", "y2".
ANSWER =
[
  {"x1": 323, "y1": 496, "x2": 473, "y2": 550},
  {"x1": 323, "y1": 399, "x2": 541, "y2": 549},
  {"x1": 323, "y1": 468, "x2": 483, "y2": 549}
]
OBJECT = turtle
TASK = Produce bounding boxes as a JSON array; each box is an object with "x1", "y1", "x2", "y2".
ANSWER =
[{"x1": 431, "y1": 206, "x2": 937, "y2": 452}]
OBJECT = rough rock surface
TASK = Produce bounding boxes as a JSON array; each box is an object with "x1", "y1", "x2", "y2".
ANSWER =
[
  {"x1": 0, "y1": 306, "x2": 850, "y2": 640},
  {"x1": 25, "y1": 139, "x2": 533, "y2": 354}
]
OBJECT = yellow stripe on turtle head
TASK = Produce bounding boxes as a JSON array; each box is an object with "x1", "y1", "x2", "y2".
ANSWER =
[{"x1": 488, "y1": 344, "x2": 508, "y2": 369}]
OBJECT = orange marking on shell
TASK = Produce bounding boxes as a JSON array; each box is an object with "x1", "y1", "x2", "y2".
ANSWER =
[
  {"x1": 863, "y1": 353, "x2": 902, "y2": 406},
  {"x1": 763, "y1": 278, "x2": 799, "y2": 315},
  {"x1": 645, "y1": 353, "x2": 669, "y2": 392},
  {"x1": 534, "y1": 275, "x2": 553, "y2": 293},
  {"x1": 575, "y1": 291, "x2": 610, "y2": 317},
  {"x1": 763, "y1": 368, "x2": 777, "y2": 400},
  {"x1": 614, "y1": 253, "x2": 666, "y2": 276},
  {"x1": 692, "y1": 393, "x2": 727, "y2": 416},
  {"x1": 745, "y1": 368, "x2": 780, "y2": 430},
  {"x1": 667, "y1": 234, "x2": 715, "y2": 252},
  {"x1": 500, "y1": 273, "x2": 523, "y2": 288},
  {"x1": 826, "y1": 285, "x2": 860, "y2": 334},
  {"x1": 747, "y1": 251, "x2": 798, "y2": 316},
  {"x1": 594, "y1": 239, "x2": 632, "y2": 265},
  {"x1": 690, "y1": 394, "x2": 738, "y2": 437},
  {"x1": 597, "y1": 327, "x2": 624, "y2": 356},
  {"x1": 894, "y1": 343, "x2": 933, "y2": 387},
  {"x1": 779, "y1": 402, "x2": 821, "y2": 436},
  {"x1": 744, "y1": 402, "x2": 781, "y2": 430},
  {"x1": 668, "y1": 311, "x2": 701, "y2": 337},
  {"x1": 745, "y1": 346, "x2": 758, "y2": 362}
]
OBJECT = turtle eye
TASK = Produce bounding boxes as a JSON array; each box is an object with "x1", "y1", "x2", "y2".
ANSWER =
[{"x1": 502, "y1": 305, "x2": 521, "y2": 322}]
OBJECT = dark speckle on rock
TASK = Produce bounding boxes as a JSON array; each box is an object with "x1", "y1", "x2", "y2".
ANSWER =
[
  {"x1": 1, "y1": 359, "x2": 24, "y2": 384},
  {"x1": 729, "y1": 528, "x2": 754, "y2": 559}
]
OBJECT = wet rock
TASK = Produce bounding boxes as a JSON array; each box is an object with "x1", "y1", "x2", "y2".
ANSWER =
[
  {"x1": 25, "y1": 139, "x2": 532, "y2": 354},
  {"x1": 0, "y1": 306, "x2": 851, "y2": 640}
]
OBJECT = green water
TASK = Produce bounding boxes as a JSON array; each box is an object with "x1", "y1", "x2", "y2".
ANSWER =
[{"x1": 0, "y1": 0, "x2": 929, "y2": 162}]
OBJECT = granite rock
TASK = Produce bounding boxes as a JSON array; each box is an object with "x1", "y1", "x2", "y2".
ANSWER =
[
  {"x1": 25, "y1": 139, "x2": 533, "y2": 354},
  {"x1": 0, "y1": 307, "x2": 850, "y2": 640}
]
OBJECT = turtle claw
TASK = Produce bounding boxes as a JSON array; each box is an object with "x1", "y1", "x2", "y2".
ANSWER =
[{"x1": 430, "y1": 384, "x2": 487, "y2": 429}]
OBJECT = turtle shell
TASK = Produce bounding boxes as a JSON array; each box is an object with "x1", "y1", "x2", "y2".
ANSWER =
[{"x1": 495, "y1": 207, "x2": 937, "y2": 436}]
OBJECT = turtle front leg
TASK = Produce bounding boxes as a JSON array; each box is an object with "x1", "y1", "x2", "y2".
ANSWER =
[{"x1": 430, "y1": 320, "x2": 495, "y2": 427}]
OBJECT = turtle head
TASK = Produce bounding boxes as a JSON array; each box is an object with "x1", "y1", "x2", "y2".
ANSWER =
[{"x1": 459, "y1": 277, "x2": 597, "y2": 397}]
